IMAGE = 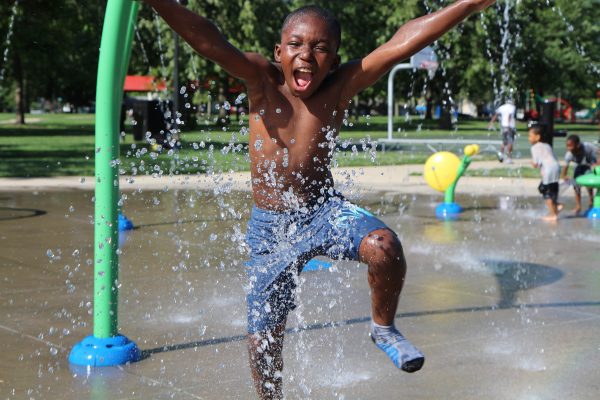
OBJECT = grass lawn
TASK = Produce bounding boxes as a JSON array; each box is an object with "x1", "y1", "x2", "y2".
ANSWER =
[{"x1": 0, "y1": 112, "x2": 597, "y2": 178}]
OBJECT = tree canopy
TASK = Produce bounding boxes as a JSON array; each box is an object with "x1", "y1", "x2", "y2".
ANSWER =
[{"x1": 0, "y1": 0, "x2": 598, "y2": 120}]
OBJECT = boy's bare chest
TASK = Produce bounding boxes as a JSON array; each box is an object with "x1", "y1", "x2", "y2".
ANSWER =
[
  {"x1": 248, "y1": 86, "x2": 341, "y2": 151},
  {"x1": 248, "y1": 108, "x2": 339, "y2": 167}
]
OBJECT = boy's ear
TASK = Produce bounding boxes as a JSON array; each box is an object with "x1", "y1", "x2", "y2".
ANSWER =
[{"x1": 274, "y1": 44, "x2": 281, "y2": 62}]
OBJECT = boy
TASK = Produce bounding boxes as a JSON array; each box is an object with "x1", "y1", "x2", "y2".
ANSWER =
[
  {"x1": 529, "y1": 125, "x2": 561, "y2": 221},
  {"x1": 489, "y1": 99, "x2": 517, "y2": 163},
  {"x1": 143, "y1": 1, "x2": 495, "y2": 398},
  {"x1": 561, "y1": 134, "x2": 598, "y2": 215}
]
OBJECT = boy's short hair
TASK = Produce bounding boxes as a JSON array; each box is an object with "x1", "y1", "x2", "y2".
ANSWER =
[
  {"x1": 529, "y1": 125, "x2": 543, "y2": 137},
  {"x1": 282, "y1": 6, "x2": 341, "y2": 50},
  {"x1": 566, "y1": 134, "x2": 580, "y2": 145}
]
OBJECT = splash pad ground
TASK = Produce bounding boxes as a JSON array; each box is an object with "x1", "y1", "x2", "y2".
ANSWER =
[{"x1": 1, "y1": 164, "x2": 599, "y2": 399}]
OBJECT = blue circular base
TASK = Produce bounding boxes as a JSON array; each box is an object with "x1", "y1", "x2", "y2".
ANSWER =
[
  {"x1": 435, "y1": 203, "x2": 462, "y2": 220},
  {"x1": 304, "y1": 259, "x2": 333, "y2": 271},
  {"x1": 586, "y1": 207, "x2": 600, "y2": 220},
  {"x1": 118, "y1": 213, "x2": 134, "y2": 231},
  {"x1": 69, "y1": 335, "x2": 141, "y2": 367}
]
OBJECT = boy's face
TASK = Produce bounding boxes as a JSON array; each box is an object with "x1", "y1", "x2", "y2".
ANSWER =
[
  {"x1": 565, "y1": 139, "x2": 578, "y2": 153},
  {"x1": 528, "y1": 130, "x2": 540, "y2": 144},
  {"x1": 275, "y1": 14, "x2": 340, "y2": 99}
]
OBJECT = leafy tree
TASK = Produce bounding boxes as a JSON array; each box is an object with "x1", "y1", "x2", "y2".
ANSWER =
[
  {"x1": 1, "y1": 0, "x2": 597, "y2": 127},
  {"x1": 0, "y1": 1, "x2": 104, "y2": 123}
]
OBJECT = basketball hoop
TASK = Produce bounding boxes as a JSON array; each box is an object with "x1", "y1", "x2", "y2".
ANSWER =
[
  {"x1": 410, "y1": 47, "x2": 438, "y2": 79},
  {"x1": 387, "y1": 46, "x2": 439, "y2": 140}
]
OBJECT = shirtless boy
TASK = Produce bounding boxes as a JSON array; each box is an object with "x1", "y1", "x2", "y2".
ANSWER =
[{"x1": 143, "y1": 1, "x2": 495, "y2": 398}]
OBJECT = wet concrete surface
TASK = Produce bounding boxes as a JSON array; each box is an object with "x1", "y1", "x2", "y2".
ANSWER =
[{"x1": 1, "y1": 188, "x2": 599, "y2": 399}]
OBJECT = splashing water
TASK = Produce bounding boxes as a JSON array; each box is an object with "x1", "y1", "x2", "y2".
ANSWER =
[{"x1": 0, "y1": 0, "x2": 19, "y2": 83}]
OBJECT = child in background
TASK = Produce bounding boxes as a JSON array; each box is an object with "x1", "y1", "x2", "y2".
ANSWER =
[
  {"x1": 561, "y1": 134, "x2": 598, "y2": 215},
  {"x1": 529, "y1": 125, "x2": 562, "y2": 221}
]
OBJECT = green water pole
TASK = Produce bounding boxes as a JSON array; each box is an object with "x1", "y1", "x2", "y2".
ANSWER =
[
  {"x1": 69, "y1": 0, "x2": 141, "y2": 366},
  {"x1": 444, "y1": 156, "x2": 473, "y2": 204},
  {"x1": 94, "y1": 0, "x2": 139, "y2": 339},
  {"x1": 436, "y1": 152, "x2": 475, "y2": 220}
]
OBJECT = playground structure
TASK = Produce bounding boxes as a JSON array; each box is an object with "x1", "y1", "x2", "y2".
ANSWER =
[
  {"x1": 525, "y1": 90, "x2": 576, "y2": 123},
  {"x1": 576, "y1": 97, "x2": 600, "y2": 121},
  {"x1": 424, "y1": 144, "x2": 480, "y2": 220},
  {"x1": 575, "y1": 166, "x2": 600, "y2": 220}
]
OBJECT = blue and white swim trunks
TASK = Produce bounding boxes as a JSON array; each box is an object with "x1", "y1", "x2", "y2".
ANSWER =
[{"x1": 245, "y1": 194, "x2": 389, "y2": 333}]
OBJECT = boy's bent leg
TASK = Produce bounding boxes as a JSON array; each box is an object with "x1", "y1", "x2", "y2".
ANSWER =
[
  {"x1": 358, "y1": 228, "x2": 424, "y2": 372},
  {"x1": 246, "y1": 260, "x2": 299, "y2": 399},
  {"x1": 247, "y1": 322, "x2": 286, "y2": 400},
  {"x1": 359, "y1": 228, "x2": 405, "y2": 325}
]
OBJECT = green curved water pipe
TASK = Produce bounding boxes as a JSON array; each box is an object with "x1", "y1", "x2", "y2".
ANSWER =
[{"x1": 94, "y1": 0, "x2": 138, "y2": 339}]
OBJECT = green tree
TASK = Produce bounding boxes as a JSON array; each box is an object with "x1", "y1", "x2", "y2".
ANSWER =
[{"x1": 0, "y1": 1, "x2": 104, "y2": 122}]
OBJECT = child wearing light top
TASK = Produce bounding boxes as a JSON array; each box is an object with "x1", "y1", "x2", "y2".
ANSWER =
[{"x1": 529, "y1": 125, "x2": 561, "y2": 221}]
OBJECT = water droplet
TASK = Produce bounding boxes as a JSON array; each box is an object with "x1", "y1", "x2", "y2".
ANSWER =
[{"x1": 235, "y1": 93, "x2": 247, "y2": 104}]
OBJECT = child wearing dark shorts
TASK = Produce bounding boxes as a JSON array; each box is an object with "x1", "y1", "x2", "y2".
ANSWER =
[
  {"x1": 538, "y1": 181, "x2": 559, "y2": 202},
  {"x1": 529, "y1": 126, "x2": 561, "y2": 220},
  {"x1": 561, "y1": 134, "x2": 598, "y2": 214}
]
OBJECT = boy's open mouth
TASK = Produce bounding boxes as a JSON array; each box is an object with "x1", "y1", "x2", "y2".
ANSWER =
[{"x1": 293, "y1": 68, "x2": 313, "y2": 89}]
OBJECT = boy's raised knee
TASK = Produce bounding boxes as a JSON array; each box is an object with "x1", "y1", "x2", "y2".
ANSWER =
[{"x1": 359, "y1": 228, "x2": 404, "y2": 262}]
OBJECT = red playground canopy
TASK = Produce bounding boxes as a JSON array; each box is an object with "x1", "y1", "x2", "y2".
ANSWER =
[{"x1": 123, "y1": 75, "x2": 167, "y2": 92}]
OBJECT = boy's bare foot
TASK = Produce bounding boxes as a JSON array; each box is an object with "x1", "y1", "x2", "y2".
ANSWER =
[
  {"x1": 542, "y1": 214, "x2": 558, "y2": 221},
  {"x1": 557, "y1": 203, "x2": 564, "y2": 213},
  {"x1": 572, "y1": 206, "x2": 581, "y2": 215}
]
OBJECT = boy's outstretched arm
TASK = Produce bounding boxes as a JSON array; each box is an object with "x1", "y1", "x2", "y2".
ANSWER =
[
  {"x1": 338, "y1": 0, "x2": 495, "y2": 101},
  {"x1": 142, "y1": 0, "x2": 264, "y2": 84}
]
